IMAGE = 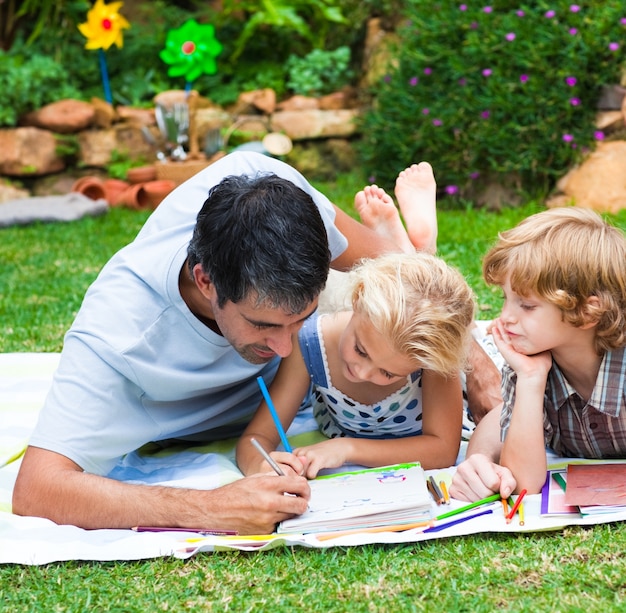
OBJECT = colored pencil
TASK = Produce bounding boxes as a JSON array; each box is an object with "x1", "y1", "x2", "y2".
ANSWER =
[
  {"x1": 132, "y1": 526, "x2": 238, "y2": 536},
  {"x1": 250, "y1": 437, "x2": 285, "y2": 476},
  {"x1": 315, "y1": 520, "x2": 434, "y2": 541},
  {"x1": 427, "y1": 478, "x2": 444, "y2": 505},
  {"x1": 501, "y1": 497, "x2": 509, "y2": 517},
  {"x1": 435, "y1": 493, "x2": 500, "y2": 521},
  {"x1": 552, "y1": 472, "x2": 567, "y2": 492},
  {"x1": 429, "y1": 476, "x2": 444, "y2": 503},
  {"x1": 440, "y1": 480, "x2": 450, "y2": 504},
  {"x1": 518, "y1": 502, "x2": 525, "y2": 526},
  {"x1": 257, "y1": 376, "x2": 292, "y2": 452},
  {"x1": 505, "y1": 489, "x2": 528, "y2": 522},
  {"x1": 424, "y1": 509, "x2": 493, "y2": 533}
]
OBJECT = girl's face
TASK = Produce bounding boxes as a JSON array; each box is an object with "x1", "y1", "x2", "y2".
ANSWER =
[{"x1": 338, "y1": 311, "x2": 418, "y2": 386}]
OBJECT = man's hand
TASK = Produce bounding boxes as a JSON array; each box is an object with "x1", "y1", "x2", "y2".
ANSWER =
[
  {"x1": 465, "y1": 337, "x2": 502, "y2": 424},
  {"x1": 449, "y1": 453, "x2": 517, "y2": 502}
]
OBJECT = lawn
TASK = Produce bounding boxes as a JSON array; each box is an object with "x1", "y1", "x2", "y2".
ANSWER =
[{"x1": 2, "y1": 177, "x2": 626, "y2": 612}]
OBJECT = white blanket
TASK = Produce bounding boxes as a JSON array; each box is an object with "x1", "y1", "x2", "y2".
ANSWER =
[{"x1": 2, "y1": 353, "x2": 625, "y2": 565}]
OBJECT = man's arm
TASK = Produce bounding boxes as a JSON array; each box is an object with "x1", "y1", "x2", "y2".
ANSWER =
[
  {"x1": 465, "y1": 338, "x2": 503, "y2": 424},
  {"x1": 13, "y1": 446, "x2": 310, "y2": 534}
]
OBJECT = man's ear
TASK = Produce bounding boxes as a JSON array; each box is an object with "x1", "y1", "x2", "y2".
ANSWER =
[
  {"x1": 192, "y1": 264, "x2": 215, "y2": 298},
  {"x1": 580, "y1": 295, "x2": 601, "y2": 329}
]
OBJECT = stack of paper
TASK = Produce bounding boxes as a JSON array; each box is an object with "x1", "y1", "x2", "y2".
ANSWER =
[
  {"x1": 277, "y1": 463, "x2": 433, "y2": 534},
  {"x1": 565, "y1": 463, "x2": 626, "y2": 516}
]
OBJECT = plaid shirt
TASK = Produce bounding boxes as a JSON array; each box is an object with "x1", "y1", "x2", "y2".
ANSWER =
[{"x1": 500, "y1": 347, "x2": 626, "y2": 458}]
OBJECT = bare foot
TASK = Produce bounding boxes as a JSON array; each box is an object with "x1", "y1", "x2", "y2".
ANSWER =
[
  {"x1": 395, "y1": 162, "x2": 438, "y2": 253},
  {"x1": 354, "y1": 185, "x2": 414, "y2": 253}
]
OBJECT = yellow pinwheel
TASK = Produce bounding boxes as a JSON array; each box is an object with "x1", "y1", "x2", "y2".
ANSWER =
[{"x1": 78, "y1": 0, "x2": 130, "y2": 50}]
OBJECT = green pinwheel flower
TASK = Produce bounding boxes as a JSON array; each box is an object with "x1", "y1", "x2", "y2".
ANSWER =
[{"x1": 160, "y1": 19, "x2": 223, "y2": 83}]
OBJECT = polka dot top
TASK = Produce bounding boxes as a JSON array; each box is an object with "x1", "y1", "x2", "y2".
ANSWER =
[{"x1": 298, "y1": 313, "x2": 424, "y2": 439}]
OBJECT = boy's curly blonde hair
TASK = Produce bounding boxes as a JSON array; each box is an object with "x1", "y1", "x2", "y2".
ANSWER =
[
  {"x1": 483, "y1": 207, "x2": 626, "y2": 354},
  {"x1": 349, "y1": 252, "x2": 475, "y2": 376}
]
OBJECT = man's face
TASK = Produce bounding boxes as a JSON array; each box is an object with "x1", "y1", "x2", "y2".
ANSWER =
[{"x1": 208, "y1": 287, "x2": 318, "y2": 364}]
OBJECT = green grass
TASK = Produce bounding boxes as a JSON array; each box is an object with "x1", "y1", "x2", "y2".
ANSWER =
[{"x1": 3, "y1": 182, "x2": 626, "y2": 611}]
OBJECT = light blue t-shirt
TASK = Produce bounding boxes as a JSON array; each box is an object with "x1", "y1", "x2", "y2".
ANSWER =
[{"x1": 29, "y1": 151, "x2": 347, "y2": 476}]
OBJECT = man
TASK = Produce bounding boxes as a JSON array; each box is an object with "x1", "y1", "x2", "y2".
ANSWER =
[{"x1": 14, "y1": 151, "x2": 501, "y2": 532}]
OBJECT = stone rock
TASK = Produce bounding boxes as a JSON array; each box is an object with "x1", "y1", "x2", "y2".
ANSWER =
[
  {"x1": 20, "y1": 99, "x2": 95, "y2": 134},
  {"x1": 117, "y1": 105, "x2": 155, "y2": 127},
  {"x1": 270, "y1": 109, "x2": 358, "y2": 140},
  {"x1": 237, "y1": 89, "x2": 277, "y2": 115},
  {"x1": 90, "y1": 97, "x2": 117, "y2": 129},
  {"x1": 318, "y1": 87, "x2": 358, "y2": 110},
  {"x1": 548, "y1": 140, "x2": 626, "y2": 213},
  {"x1": 0, "y1": 127, "x2": 65, "y2": 176},
  {"x1": 0, "y1": 179, "x2": 30, "y2": 203},
  {"x1": 360, "y1": 17, "x2": 400, "y2": 89},
  {"x1": 277, "y1": 95, "x2": 320, "y2": 112},
  {"x1": 596, "y1": 110, "x2": 624, "y2": 131},
  {"x1": 78, "y1": 125, "x2": 155, "y2": 167}
]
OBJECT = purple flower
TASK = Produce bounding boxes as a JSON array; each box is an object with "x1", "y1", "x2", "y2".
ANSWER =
[
  {"x1": 570, "y1": 97, "x2": 581, "y2": 106},
  {"x1": 481, "y1": 110, "x2": 490, "y2": 119},
  {"x1": 621, "y1": 18, "x2": 626, "y2": 26},
  {"x1": 409, "y1": 76, "x2": 418, "y2": 86},
  {"x1": 570, "y1": 4, "x2": 580, "y2": 12},
  {"x1": 520, "y1": 74, "x2": 529, "y2": 83},
  {"x1": 470, "y1": 172, "x2": 480, "y2": 180},
  {"x1": 609, "y1": 42, "x2": 620, "y2": 51},
  {"x1": 505, "y1": 32, "x2": 516, "y2": 41},
  {"x1": 368, "y1": 176, "x2": 376, "y2": 183},
  {"x1": 545, "y1": 10, "x2": 555, "y2": 18},
  {"x1": 595, "y1": 131, "x2": 605, "y2": 140},
  {"x1": 458, "y1": 77, "x2": 467, "y2": 86},
  {"x1": 433, "y1": 118, "x2": 443, "y2": 126},
  {"x1": 445, "y1": 185, "x2": 459, "y2": 195},
  {"x1": 565, "y1": 76, "x2": 577, "y2": 86},
  {"x1": 460, "y1": 4, "x2": 467, "y2": 10},
  {"x1": 562, "y1": 134, "x2": 574, "y2": 142},
  {"x1": 569, "y1": 28, "x2": 578, "y2": 35},
  {"x1": 422, "y1": 108, "x2": 430, "y2": 115},
  {"x1": 424, "y1": 67, "x2": 432, "y2": 75},
  {"x1": 383, "y1": 74, "x2": 391, "y2": 83},
  {"x1": 483, "y1": 6, "x2": 492, "y2": 13},
  {"x1": 516, "y1": 10, "x2": 525, "y2": 17},
  {"x1": 482, "y1": 68, "x2": 492, "y2": 77},
  {"x1": 470, "y1": 21, "x2": 479, "y2": 29}
]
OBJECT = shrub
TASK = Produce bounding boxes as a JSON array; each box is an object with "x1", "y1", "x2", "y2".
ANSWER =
[
  {"x1": 358, "y1": 1, "x2": 626, "y2": 198},
  {"x1": 286, "y1": 46, "x2": 353, "y2": 96},
  {"x1": 0, "y1": 53, "x2": 81, "y2": 126}
]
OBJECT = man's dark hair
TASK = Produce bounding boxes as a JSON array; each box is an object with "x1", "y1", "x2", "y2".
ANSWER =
[{"x1": 187, "y1": 172, "x2": 331, "y2": 312}]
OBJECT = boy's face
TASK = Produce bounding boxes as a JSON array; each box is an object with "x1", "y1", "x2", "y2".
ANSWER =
[{"x1": 498, "y1": 277, "x2": 574, "y2": 356}]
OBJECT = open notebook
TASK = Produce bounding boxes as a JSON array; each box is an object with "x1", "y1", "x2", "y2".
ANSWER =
[{"x1": 277, "y1": 463, "x2": 433, "y2": 534}]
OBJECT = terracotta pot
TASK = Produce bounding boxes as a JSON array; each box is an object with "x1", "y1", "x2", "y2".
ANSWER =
[
  {"x1": 114, "y1": 183, "x2": 151, "y2": 210},
  {"x1": 103, "y1": 179, "x2": 130, "y2": 206},
  {"x1": 126, "y1": 165, "x2": 157, "y2": 184},
  {"x1": 142, "y1": 180, "x2": 176, "y2": 209},
  {"x1": 71, "y1": 176, "x2": 106, "y2": 201}
]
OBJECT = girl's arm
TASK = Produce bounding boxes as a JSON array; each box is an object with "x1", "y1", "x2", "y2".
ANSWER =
[
  {"x1": 295, "y1": 371, "x2": 465, "y2": 477},
  {"x1": 236, "y1": 339, "x2": 312, "y2": 476},
  {"x1": 492, "y1": 321, "x2": 552, "y2": 493}
]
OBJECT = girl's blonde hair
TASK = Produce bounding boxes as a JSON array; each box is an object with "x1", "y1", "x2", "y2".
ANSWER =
[
  {"x1": 349, "y1": 252, "x2": 475, "y2": 376},
  {"x1": 483, "y1": 207, "x2": 626, "y2": 353}
]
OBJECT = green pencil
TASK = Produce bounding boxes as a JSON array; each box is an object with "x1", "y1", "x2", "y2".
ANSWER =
[{"x1": 435, "y1": 493, "x2": 501, "y2": 521}]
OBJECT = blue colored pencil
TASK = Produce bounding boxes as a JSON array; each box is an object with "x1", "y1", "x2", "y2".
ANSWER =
[
  {"x1": 424, "y1": 508, "x2": 493, "y2": 533},
  {"x1": 256, "y1": 376, "x2": 293, "y2": 452}
]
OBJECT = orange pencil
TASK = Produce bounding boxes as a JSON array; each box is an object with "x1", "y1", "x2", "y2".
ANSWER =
[
  {"x1": 315, "y1": 520, "x2": 434, "y2": 541},
  {"x1": 501, "y1": 497, "x2": 509, "y2": 517},
  {"x1": 506, "y1": 489, "x2": 528, "y2": 522}
]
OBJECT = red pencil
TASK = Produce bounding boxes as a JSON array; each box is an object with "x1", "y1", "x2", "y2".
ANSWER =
[{"x1": 505, "y1": 489, "x2": 528, "y2": 522}]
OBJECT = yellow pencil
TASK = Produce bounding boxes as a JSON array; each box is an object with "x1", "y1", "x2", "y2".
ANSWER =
[
  {"x1": 440, "y1": 480, "x2": 450, "y2": 504},
  {"x1": 519, "y1": 502, "x2": 525, "y2": 526}
]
